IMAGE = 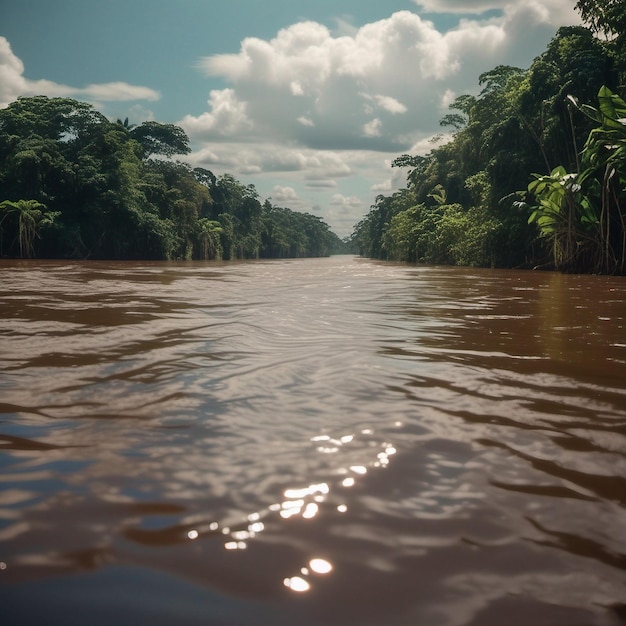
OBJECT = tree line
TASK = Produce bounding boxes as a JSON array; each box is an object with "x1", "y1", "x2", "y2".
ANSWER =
[
  {"x1": 350, "y1": 0, "x2": 626, "y2": 274},
  {"x1": 0, "y1": 97, "x2": 344, "y2": 260}
]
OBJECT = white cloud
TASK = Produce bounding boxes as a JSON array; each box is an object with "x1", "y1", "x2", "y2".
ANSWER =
[
  {"x1": 78, "y1": 82, "x2": 160, "y2": 102},
  {"x1": 330, "y1": 194, "x2": 363, "y2": 209},
  {"x1": 186, "y1": 6, "x2": 580, "y2": 156},
  {"x1": 0, "y1": 36, "x2": 159, "y2": 109},
  {"x1": 185, "y1": 142, "x2": 352, "y2": 180},
  {"x1": 201, "y1": 21, "x2": 335, "y2": 87},
  {"x1": 127, "y1": 104, "x2": 156, "y2": 124},
  {"x1": 374, "y1": 94, "x2": 408, "y2": 115},
  {"x1": 440, "y1": 88, "x2": 457, "y2": 109},
  {"x1": 297, "y1": 115, "x2": 315, "y2": 127},
  {"x1": 363, "y1": 118, "x2": 383, "y2": 138},
  {"x1": 0, "y1": 36, "x2": 27, "y2": 107},
  {"x1": 325, "y1": 194, "x2": 366, "y2": 236},
  {"x1": 189, "y1": 12, "x2": 462, "y2": 151},
  {"x1": 371, "y1": 179, "x2": 393, "y2": 192},
  {"x1": 361, "y1": 93, "x2": 408, "y2": 115},
  {"x1": 271, "y1": 185, "x2": 301, "y2": 204},
  {"x1": 413, "y1": 0, "x2": 511, "y2": 13},
  {"x1": 412, "y1": 0, "x2": 579, "y2": 24},
  {"x1": 403, "y1": 133, "x2": 452, "y2": 157},
  {"x1": 190, "y1": 146, "x2": 221, "y2": 164},
  {"x1": 179, "y1": 88, "x2": 253, "y2": 138},
  {"x1": 290, "y1": 81, "x2": 305, "y2": 96}
]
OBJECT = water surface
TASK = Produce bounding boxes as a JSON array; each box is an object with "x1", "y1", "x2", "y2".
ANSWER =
[{"x1": 1, "y1": 256, "x2": 625, "y2": 625}]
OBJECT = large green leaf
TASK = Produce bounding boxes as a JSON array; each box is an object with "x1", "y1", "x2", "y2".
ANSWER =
[{"x1": 597, "y1": 86, "x2": 626, "y2": 132}]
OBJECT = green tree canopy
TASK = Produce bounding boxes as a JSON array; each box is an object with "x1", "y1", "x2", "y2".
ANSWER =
[
  {"x1": 575, "y1": 0, "x2": 626, "y2": 38},
  {"x1": 0, "y1": 96, "x2": 341, "y2": 261},
  {"x1": 130, "y1": 121, "x2": 191, "y2": 158}
]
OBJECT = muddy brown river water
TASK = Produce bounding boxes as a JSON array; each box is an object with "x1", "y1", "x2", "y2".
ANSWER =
[{"x1": 0, "y1": 256, "x2": 625, "y2": 625}]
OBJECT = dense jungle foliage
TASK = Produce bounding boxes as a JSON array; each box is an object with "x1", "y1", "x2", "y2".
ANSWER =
[
  {"x1": 350, "y1": 0, "x2": 626, "y2": 274},
  {"x1": 0, "y1": 99, "x2": 344, "y2": 260}
]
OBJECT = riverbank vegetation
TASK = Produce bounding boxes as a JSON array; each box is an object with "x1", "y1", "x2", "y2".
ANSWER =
[
  {"x1": 0, "y1": 98, "x2": 344, "y2": 260},
  {"x1": 350, "y1": 0, "x2": 626, "y2": 274}
]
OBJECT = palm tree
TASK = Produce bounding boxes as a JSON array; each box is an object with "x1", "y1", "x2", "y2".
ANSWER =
[
  {"x1": 0, "y1": 199, "x2": 58, "y2": 258},
  {"x1": 115, "y1": 117, "x2": 136, "y2": 132}
]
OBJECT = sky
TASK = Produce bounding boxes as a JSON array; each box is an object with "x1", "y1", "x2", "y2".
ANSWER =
[{"x1": 0, "y1": 0, "x2": 581, "y2": 237}]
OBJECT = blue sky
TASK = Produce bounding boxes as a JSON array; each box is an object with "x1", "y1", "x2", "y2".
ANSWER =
[{"x1": 1, "y1": 0, "x2": 580, "y2": 237}]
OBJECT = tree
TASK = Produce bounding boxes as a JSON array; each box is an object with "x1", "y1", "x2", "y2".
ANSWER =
[
  {"x1": 0, "y1": 96, "x2": 342, "y2": 261},
  {"x1": 575, "y1": 0, "x2": 626, "y2": 39},
  {"x1": 0, "y1": 199, "x2": 59, "y2": 258},
  {"x1": 0, "y1": 96, "x2": 108, "y2": 142},
  {"x1": 115, "y1": 117, "x2": 136, "y2": 132},
  {"x1": 144, "y1": 160, "x2": 211, "y2": 259},
  {"x1": 573, "y1": 86, "x2": 626, "y2": 272},
  {"x1": 525, "y1": 166, "x2": 588, "y2": 271},
  {"x1": 575, "y1": 1, "x2": 626, "y2": 88},
  {"x1": 440, "y1": 94, "x2": 476, "y2": 131},
  {"x1": 196, "y1": 218, "x2": 223, "y2": 260},
  {"x1": 522, "y1": 86, "x2": 626, "y2": 273},
  {"x1": 130, "y1": 121, "x2": 191, "y2": 159}
]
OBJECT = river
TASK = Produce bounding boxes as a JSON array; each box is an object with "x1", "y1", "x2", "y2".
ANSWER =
[{"x1": 1, "y1": 256, "x2": 625, "y2": 625}]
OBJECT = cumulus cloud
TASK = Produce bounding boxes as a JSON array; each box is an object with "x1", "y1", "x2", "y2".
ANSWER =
[
  {"x1": 179, "y1": 89, "x2": 253, "y2": 138},
  {"x1": 0, "y1": 36, "x2": 27, "y2": 106},
  {"x1": 330, "y1": 194, "x2": 363, "y2": 209},
  {"x1": 325, "y1": 193, "x2": 366, "y2": 235},
  {"x1": 371, "y1": 179, "x2": 394, "y2": 192},
  {"x1": 185, "y1": 142, "x2": 353, "y2": 180},
  {"x1": 186, "y1": 12, "x2": 461, "y2": 151},
  {"x1": 373, "y1": 94, "x2": 408, "y2": 115},
  {"x1": 0, "y1": 36, "x2": 159, "y2": 109},
  {"x1": 363, "y1": 118, "x2": 383, "y2": 138},
  {"x1": 271, "y1": 185, "x2": 302, "y2": 205},
  {"x1": 362, "y1": 93, "x2": 409, "y2": 115},
  {"x1": 185, "y1": 6, "x2": 580, "y2": 155}
]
